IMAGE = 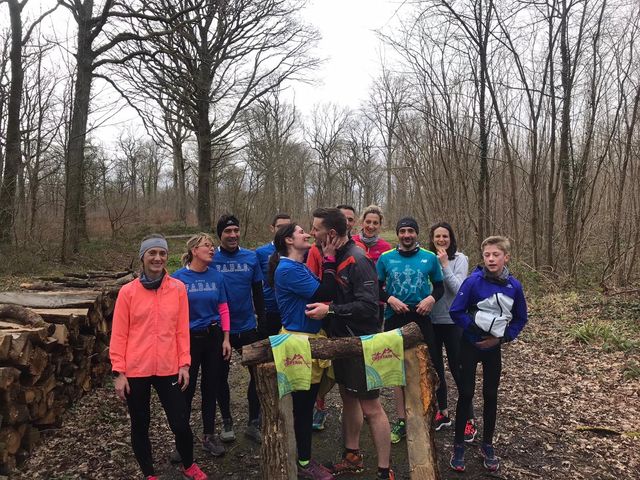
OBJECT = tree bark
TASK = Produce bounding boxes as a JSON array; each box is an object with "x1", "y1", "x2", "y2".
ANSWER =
[
  {"x1": 0, "y1": 0, "x2": 25, "y2": 243},
  {"x1": 255, "y1": 363, "x2": 297, "y2": 480},
  {"x1": 242, "y1": 322, "x2": 424, "y2": 366},
  {"x1": 62, "y1": 0, "x2": 95, "y2": 261},
  {"x1": 404, "y1": 345, "x2": 441, "y2": 480}
]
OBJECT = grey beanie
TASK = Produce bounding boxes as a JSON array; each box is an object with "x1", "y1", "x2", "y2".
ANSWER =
[{"x1": 139, "y1": 235, "x2": 168, "y2": 259}]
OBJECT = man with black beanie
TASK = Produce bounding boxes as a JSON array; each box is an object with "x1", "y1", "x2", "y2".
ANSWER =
[
  {"x1": 211, "y1": 214, "x2": 266, "y2": 444},
  {"x1": 376, "y1": 216, "x2": 445, "y2": 444}
]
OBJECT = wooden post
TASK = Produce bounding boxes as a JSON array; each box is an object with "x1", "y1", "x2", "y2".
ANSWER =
[
  {"x1": 404, "y1": 345, "x2": 441, "y2": 480},
  {"x1": 254, "y1": 363, "x2": 297, "y2": 480}
]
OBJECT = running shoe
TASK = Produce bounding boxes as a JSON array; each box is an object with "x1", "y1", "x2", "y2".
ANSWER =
[
  {"x1": 464, "y1": 420, "x2": 477, "y2": 443},
  {"x1": 182, "y1": 462, "x2": 208, "y2": 480},
  {"x1": 312, "y1": 407, "x2": 329, "y2": 431},
  {"x1": 202, "y1": 434, "x2": 225, "y2": 457},
  {"x1": 297, "y1": 459, "x2": 334, "y2": 480},
  {"x1": 170, "y1": 449, "x2": 181, "y2": 464},
  {"x1": 449, "y1": 443, "x2": 465, "y2": 472},
  {"x1": 434, "y1": 411, "x2": 452, "y2": 431},
  {"x1": 245, "y1": 418, "x2": 261, "y2": 444},
  {"x1": 480, "y1": 443, "x2": 500, "y2": 472},
  {"x1": 376, "y1": 469, "x2": 396, "y2": 480},
  {"x1": 390, "y1": 419, "x2": 406, "y2": 444},
  {"x1": 220, "y1": 417, "x2": 235, "y2": 443},
  {"x1": 331, "y1": 451, "x2": 365, "y2": 476}
]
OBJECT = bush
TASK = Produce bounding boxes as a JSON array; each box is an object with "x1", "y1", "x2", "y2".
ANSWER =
[{"x1": 567, "y1": 319, "x2": 638, "y2": 352}]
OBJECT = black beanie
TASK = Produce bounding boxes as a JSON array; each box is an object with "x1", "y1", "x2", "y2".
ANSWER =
[
  {"x1": 396, "y1": 216, "x2": 419, "y2": 235},
  {"x1": 216, "y1": 215, "x2": 240, "y2": 238}
]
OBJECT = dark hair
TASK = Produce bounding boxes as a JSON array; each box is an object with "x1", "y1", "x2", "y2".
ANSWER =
[
  {"x1": 335, "y1": 204, "x2": 356, "y2": 215},
  {"x1": 216, "y1": 213, "x2": 240, "y2": 238},
  {"x1": 267, "y1": 222, "x2": 298, "y2": 287},
  {"x1": 312, "y1": 207, "x2": 347, "y2": 237},
  {"x1": 271, "y1": 213, "x2": 291, "y2": 226},
  {"x1": 428, "y1": 222, "x2": 458, "y2": 260}
]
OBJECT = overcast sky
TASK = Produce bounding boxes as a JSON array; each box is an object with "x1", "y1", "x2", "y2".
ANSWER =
[
  {"x1": 6, "y1": 0, "x2": 403, "y2": 142},
  {"x1": 287, "y1": 0, "x2": 401, "y2": 114}
]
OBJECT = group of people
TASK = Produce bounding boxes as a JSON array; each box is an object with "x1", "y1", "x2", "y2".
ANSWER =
[{"x1": 109, "y1": 204, "x2": 528, "y2": 480}]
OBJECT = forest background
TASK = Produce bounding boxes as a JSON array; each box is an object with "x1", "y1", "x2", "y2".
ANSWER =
[
  {"x1": 1, "y1": 2, "x2": 639, "y2": 478},
  {"x1": 0, "y1": 0, "x2": 640, "y2": 286}
]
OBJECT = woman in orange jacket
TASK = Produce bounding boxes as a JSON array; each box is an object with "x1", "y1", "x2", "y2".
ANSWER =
[{"x1": 110, "y1": 234, "x2": 208, "y2": 480}]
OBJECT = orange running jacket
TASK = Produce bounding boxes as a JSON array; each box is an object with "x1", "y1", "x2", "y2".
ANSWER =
[{"x1": 110, "y1": 274, "x2": 190, "y2": 377}]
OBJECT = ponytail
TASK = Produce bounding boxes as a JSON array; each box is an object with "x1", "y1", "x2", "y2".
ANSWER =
[
  {"x1": 182, "y1": 232, "x2": 215, "y2": 267},
  {"x1": 267, "y1": 251, "x2": 281, "y2": 287}
]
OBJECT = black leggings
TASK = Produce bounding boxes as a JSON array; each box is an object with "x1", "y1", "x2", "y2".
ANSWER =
[
  {"x1": 217, "y1": 328, "x2": 261, "y2": 423},
  {"x1": 432, "y1": 323, "x2": 473, "y2": 418},
  {"x1": 184, "y1": 326, "x2": 224, "y2": 435},
  {"x1": 126, "y1": 375, "x2": 194, "y2": 476},
  {"x1": 292, "y1": 383, "x2": 321, "y2": 461},
  {"x1": 454, "y1": 338, "x2": 501, "y2": 444}
]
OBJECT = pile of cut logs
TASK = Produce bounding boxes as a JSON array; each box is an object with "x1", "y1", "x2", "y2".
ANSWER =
[{"x1": 0, "y1": 270, "x2": 132, "y2": 474}]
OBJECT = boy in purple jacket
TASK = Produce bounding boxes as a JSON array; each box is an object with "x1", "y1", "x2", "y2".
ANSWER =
[{"x1": 448, "y1": 236, "x2": 528, "y2": 473}]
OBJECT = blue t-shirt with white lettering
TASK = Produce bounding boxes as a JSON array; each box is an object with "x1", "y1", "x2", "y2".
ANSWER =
[
  {"x1": 172, "y1": 266, "x2": 227, "y2": 331},
  {"x1": 255, "y1": 242, "x2": 278, "y2": 313},
  {"x1": 211, "y1": 247, "x2": 264, "y2": 333},
  {"x1": 274, "y1": 257, "x2": 322, "y2": 333},
  {"x1": 376, "y1": 248, "x2": 444, "y2": 320}
]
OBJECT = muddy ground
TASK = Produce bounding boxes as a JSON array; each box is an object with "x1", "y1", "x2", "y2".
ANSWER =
[{"x1": 12, "y1": 294, "x2": 640, "y2": 479}]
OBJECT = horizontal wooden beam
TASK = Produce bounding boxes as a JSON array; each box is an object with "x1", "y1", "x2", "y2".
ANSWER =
[{"x1": 242, "y1": 321, "x2": 424, "y2": 366}]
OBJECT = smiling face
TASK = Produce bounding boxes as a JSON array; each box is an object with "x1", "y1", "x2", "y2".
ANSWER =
[
  {"x1": 286, "y1": 225, "x2": 311, "y2": 252},
  {"x1": 220, "y1": 225, "x2": 240, "y2": 250},
  {"x1": 397, "y1": 227, "x2": 418, "y2": 250},
  {"x1": 482, "y1": 244, "x2": 510, "y2": 274},
  {"x1": 142, "y1": 247, "x2": 167, "y2": 278},
  {"x1": 311, "y1": 217, "x2": 332, "y2": 245},
  {"x1": 432, "y1": 227, "x2": 451, "y2": 251},
  {"x1": 362, "y1": 213, "x2": 382, "y2": 238}
]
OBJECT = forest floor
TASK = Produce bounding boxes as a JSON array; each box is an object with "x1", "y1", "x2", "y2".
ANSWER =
[{"x1": 8, "y1": 290, "x2": 640, "y2": 480}]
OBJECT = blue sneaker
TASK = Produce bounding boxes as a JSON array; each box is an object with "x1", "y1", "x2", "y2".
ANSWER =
[
  {"x1": 312, "y1": 407, "x2": 328, "y2": 431},
  {"x1": 480, "y1": 443, "x2": 500, "y2": 471},
  {"x1": 449, "y1": 443, "x2": 465, "y2": 472}
]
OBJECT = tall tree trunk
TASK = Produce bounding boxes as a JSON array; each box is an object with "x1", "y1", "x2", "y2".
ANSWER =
[
  {"x1": 545, "y1": 6, "x2": 559, "y2": 269},
  {"x1": 0, "y1": 0, "x2": 24, "y2": 243},
  {"x1": 62, "y1": 1, "x2": 94, "y2": 260},
  {"x1": 196, "y1": 94, "x2": 212, "y2": 230},
  {"x1": 172, "y1": 139, "x2": 187, "y2": 224},
  {"x1": 558, "y1": 0, "x2": 575, "y2": 275},
  {"x1": 477, "y1": 7, "x2": 490, "y2": 246}
]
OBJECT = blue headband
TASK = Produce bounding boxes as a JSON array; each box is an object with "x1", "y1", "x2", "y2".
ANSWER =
[{"x1": 139, "y1": 237, "x2": 168, "y2": 259}]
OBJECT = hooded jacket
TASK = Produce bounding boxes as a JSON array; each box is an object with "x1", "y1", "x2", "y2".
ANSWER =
[{"x1": 449, "y1": 265, "x2": 528, "y2": 349}]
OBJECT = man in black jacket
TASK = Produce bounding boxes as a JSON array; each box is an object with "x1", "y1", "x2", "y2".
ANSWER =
[{"x1": 306, "y1": 208, "x2": 394, "y2": 480}]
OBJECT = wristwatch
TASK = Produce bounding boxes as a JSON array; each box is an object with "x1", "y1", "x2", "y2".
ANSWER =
[{"x1": 327, "y1": 304, "x2": 335, "y2": 315}]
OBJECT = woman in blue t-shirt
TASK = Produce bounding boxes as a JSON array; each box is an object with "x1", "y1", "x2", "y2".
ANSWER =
[
  {"x1": 268, "y1": 223, "x2": 341, "y2": 480},
  {"x1": 172, "y1": 233, "x2": 232, "y2": 458}
]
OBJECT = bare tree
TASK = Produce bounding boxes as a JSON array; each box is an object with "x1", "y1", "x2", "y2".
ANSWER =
[
  {"x1": 366, "y1": 67, "x2": 408, "y2": 217},
  {"x1": 306, "y1": 104, "x2": 351, "y2": 207},
  {"x1": 58, "y1": 0, "x2": 187, "y2": 260},
  {"x1": 113, "y1": 0, "x2": 320, "y2": 230},
  {"x1": 0, "y1": 0, "x2": 57, "y2": 243}
]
